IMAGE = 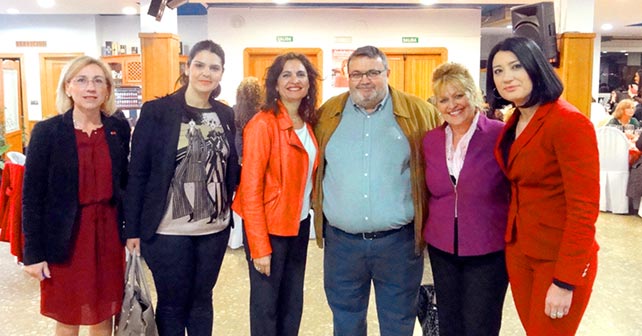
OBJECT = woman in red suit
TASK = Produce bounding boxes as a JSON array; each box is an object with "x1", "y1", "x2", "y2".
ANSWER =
[{"x1": 486, "y1": 37, "x2": 599, "y2": 335}]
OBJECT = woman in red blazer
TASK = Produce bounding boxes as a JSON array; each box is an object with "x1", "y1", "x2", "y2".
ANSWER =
[{"x1": 486, "y1": 37, "x2": 600, "y2": 335}]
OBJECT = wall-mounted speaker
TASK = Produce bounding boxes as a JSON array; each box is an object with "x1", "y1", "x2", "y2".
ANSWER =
[
  {"x1": 148, "y1": 0, "x2": 167, "y2": 22},
  {"x1": 511, "y1": 2, "x2": 558, "y2": 60},
  {"x1": 167, "y1": 0, "x2": 188, "y2": 9}
]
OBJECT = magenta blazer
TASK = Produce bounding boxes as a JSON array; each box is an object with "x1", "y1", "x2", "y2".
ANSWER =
[{"x1": 422, "y1": 113, "x2": 510, "y2": 256}]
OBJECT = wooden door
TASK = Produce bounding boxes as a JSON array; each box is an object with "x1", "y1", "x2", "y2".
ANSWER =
[
  {"x1": 39, "y1": 53, "x2": 82, "y2": 120},
  {"x1": 244, "y1": 48, "x2": 323, "y2": 104},
  {"x1": 1, "y1": 60, "x2": 24, "y2": 153},
  {"x1": 382, "y1": 48, "x2": 448, "y2": 101}
]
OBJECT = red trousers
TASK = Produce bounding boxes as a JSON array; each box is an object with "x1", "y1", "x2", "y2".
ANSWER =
[{"x1": 506, "y1": 240, "x2": 597, "y2": 336}]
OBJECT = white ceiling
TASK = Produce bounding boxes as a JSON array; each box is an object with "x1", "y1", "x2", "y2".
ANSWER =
[{"x1": 1, "y1": 0, "x2": 641, "y2": 37}]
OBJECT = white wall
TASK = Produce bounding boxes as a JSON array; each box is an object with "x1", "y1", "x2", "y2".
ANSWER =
[
  {"x1": 207, "y1": 7, "x2": 482, "y2": 104},
  {"x1": 96, "y1": 15, "x2": 140, "y2": 54},
  {"x1": 0, "y1": 9, "x2": 482, "y2": 119},
  {"x1": 0, "y1": 15, "x2": 100, "y2": 120}
]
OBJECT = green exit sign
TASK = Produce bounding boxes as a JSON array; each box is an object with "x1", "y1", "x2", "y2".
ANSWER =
[
  {"x1": 276, "y1": 36, "x2": 294, "y2": 42},
  {"x1": 402, "y1": 36, "x2": 419, "y2": 43}
]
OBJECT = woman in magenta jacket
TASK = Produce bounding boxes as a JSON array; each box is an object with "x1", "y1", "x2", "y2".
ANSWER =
[{"x1": 422, "y1": 62, "x2": 510, "y2": 336}]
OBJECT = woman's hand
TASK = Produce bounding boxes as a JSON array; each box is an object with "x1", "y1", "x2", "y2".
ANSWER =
[
  {"x1": 253, "y1": 255, "x2": 272, "y2": 277},
  {"x1": 23, "y1": 261, "x2": 50, "y2": 281},
  {"x1": 126, "y1": 238, "x2": 141, "y2": 256},
  {"x1": 544, "y1": 283, "x2": 573, "y2": 319}
]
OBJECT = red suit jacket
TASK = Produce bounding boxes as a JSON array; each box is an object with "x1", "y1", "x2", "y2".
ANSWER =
[{"x1": 494, "y1": 99, "x2": 599, "y2": 286}]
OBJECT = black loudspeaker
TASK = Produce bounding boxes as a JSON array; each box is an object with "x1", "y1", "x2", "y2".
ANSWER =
[
  {"x1": 147, "y1": 0, "x2": 167, "y2": 21},
  {"x1": 511, "y1": 2, "x2": 558, "y2": 60},
  {"x1": 167, "y1": 0, "x2": 188, "y2": 9}
]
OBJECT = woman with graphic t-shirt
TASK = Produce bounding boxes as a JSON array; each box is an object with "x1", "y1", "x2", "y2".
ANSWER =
[
  {"x1": 124, "y1": 40, "x2": 240, "y2": 336},
  {"x1": 232, "y1": 52, "x2": 319, "y2": 336}
]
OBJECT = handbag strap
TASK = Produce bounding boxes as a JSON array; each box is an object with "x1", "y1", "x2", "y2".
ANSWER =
[{"x1": 132, "y1": 254, "x2": 153, "y2": 299}]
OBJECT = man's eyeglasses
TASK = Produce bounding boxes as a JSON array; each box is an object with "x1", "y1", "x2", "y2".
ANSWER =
[
  {"x1": 348, "y1": 69, "x2": 386, "y2": 81},
  {"x1": 70, "y1": 76, "x2": 107, "y2": 88}
]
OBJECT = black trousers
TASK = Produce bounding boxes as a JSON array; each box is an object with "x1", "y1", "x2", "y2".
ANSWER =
[
  {"x1": 243, "y1": 216, "x2": 310, "y2": 336},
  {"x1": 141, "y1": 226, "x2": 230, "y2": 336},
  {"x1": 427, "y1": 245, "x2": 509, "y2": 336}
]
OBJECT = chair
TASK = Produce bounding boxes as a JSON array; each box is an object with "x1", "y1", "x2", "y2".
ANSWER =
[
  {"x1": 6, "y1": 152, "x2": 26, "y2": 166},
  {"x1": 590, "y1": 102, "x2": 610, "y2": 128},
  {"x1": 596, "y1": 127, "x2": 630, "y2": 213}
]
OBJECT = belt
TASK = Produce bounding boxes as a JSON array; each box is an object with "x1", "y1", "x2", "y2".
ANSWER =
[{"x1": 331, "y1": 221, "x2": 413, "y2": 240}]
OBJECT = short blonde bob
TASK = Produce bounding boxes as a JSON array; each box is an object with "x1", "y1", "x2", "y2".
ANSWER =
[
  {"x1": 612, "y1": 99, "x2": 636, "y2": 120},
  {"x1": 432, "y1": 62, "x2": 484, "y2": 112},
  {"x1": 56, "y1": 56, "x2": 117, "y2": 115}
]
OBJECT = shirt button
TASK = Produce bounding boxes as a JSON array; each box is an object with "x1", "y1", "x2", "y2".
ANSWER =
[
  {"x1": 364, "y1": 194, "x2": 368, "y2": 198},
  {"x1": 364, "y1": 173, "x2": 368, "y2": 176},
  {"x1": 365, "y1": 217, "x2": 369, "y2": 221},
  {"x1": 365, "y1": 133, "x2": 369, "y2": 137},
  {"x1": 365, "y1": 153, "x2": 369, "y2": 157}
]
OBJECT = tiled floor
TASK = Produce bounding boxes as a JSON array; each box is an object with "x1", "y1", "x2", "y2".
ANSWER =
[{"x1": 1, "y1": 212, "x2": 641, "y2": 335}]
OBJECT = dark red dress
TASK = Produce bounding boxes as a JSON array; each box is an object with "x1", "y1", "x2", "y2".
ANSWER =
[{"x1": 41, "y1": 127, "x2": 125, "y2": 325}]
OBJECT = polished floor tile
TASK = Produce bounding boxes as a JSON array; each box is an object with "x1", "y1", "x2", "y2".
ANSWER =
[{"x1": 1, "y1": 212, "x2": 641, "y2": 335}]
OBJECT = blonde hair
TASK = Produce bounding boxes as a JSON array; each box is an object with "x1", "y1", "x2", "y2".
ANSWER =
[
  {"x1": 432, "y1": 62, "x2": 484, "y2": 111},
  {"x1": 56, "y1": 56, "x2": 117, "y2": 115},
  {"x1": 613, "y1": 99, "x2": 636, "y2": 119}
]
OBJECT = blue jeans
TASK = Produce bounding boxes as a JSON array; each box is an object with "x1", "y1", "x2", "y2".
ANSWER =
[
  {"x1": 323, "y1": 223, "x2": 423, "y2": 336},
  {"x1": 141, "y1": 226, "x2": 230, "y2": 336}
]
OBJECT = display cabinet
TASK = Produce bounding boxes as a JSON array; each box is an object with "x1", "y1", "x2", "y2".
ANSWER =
[{"x1": 101, "y1": 54, "x2": 143, "y2": 87}]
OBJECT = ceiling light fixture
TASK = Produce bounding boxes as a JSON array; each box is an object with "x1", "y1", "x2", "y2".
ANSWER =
[
  {"x1": 122, "y1": 6, "x2": 137, "y2": 15},
  {"x1": 601, "y1": 23, "x2": 613, "y2": 31},
  {"x1": 506, "y1": 24, "x2": 513, "y2": 29},
  {"x1": 420, "y1": 0, "x2": 437, "y2": 5},
  {"x1": 37, "y1": 0, "x2": 56, "y2": 9},
  {"x1": 274, "y1": 0, "x2": 288, "y2": 4},
  {"x1": 7, "y1": 8, "x2": 19, "y2": 14}
]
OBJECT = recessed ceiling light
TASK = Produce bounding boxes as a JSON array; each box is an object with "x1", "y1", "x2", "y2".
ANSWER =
[
  {"x1": 420, "y1": 0, "x2": 437, "y2": 5},
  {"x1": 6, "y1": 8, "x2": 19, "y2": 14},
  {"x1": 621, "y1": 50, "x2": 627, "y2": 53},
  {"x1": 601, "y1": 23, "x2": 613, "y2": 31},
  {"x1": 506, "y1": 24, "x2": 513, "y2": 29},
  {"x1": 38, "y1": 0, "x2": 56, "y2": 8},
  {"x1": 122, "y1": 6, "x2": 137, "y2": 15},
  {"x1": 274, "y1": 0, "x2": 288, "y2": 4}
]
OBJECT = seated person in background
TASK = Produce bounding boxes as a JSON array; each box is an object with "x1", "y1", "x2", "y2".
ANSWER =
[
  {"x1": 606, "y1": 90, "x2": 620, "y2": 113},
  {"x1": 606, "y1": 99, "x2": 639, "y2": 128}
]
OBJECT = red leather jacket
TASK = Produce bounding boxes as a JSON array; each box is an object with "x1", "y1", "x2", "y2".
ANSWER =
[{"x1": 232, "y1": 103, "x2": 318, "y2": 259}]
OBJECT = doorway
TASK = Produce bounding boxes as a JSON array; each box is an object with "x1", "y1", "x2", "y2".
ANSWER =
[
  {"x1": 383, "y1": 48, "x2": 448, "y2": 101},
  {"x1": 243, "y1": 48, "x2": 323, "y2": 104},
  {"x1": 0, "y1": 55, "x2": 27, "y2": 154},
  {"x1": 39, "y1": 53, "x2": 83, "y2": 122}
]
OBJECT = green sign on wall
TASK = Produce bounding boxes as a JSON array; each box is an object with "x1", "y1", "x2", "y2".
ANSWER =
[
  {"x1": 276, "y1": 36, "x2": 294, "y2": 42},
  {"x1": 402, "y1": 36, "x2": 419, "y2": 43}
]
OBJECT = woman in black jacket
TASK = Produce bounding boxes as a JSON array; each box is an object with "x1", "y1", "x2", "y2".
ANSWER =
[
  {"x1": 22, "y1": 56, "x2": 130, "y2": 336},
  {"x1": 124, "y1": 40, "x2": 240, "y2": 336}
]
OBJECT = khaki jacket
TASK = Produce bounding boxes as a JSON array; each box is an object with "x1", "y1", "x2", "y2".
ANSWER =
[{"x1": 312, "y1": 86, "x2": 441, "y2": 254}]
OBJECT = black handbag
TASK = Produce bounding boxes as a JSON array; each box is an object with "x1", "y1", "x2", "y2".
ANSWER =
[
  {"x1": 115, "y1": 254, "x2": 159, "y2": 336},
  {"x1": 417, "y1": 284, "x2": 439, "y2": 336}
]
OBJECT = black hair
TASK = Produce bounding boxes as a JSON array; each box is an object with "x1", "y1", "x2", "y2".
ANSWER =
[
  {"x1": 263, "y1": 52, "x2": 320, "y2": 125},
  {"x1": 176, "y1": 40, "x2": 226, "y2": 98},
  {"x1": 485, "y1": 37, "x2": 563, "y2": 110}
]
